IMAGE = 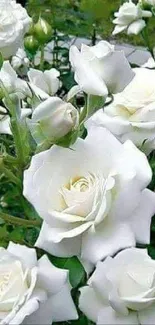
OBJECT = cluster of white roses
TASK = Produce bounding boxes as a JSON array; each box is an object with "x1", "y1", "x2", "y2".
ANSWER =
[{"x1": 1, "y1": 0, "x2": 155, "y2": 325}]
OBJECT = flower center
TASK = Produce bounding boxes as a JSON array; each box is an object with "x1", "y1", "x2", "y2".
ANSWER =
[
  {"x1": 0, "y1": 261, "x2": 29, "y2": 312},
  {"x1": 59, "y1": 173, "x2": 115, "y2": 220}
]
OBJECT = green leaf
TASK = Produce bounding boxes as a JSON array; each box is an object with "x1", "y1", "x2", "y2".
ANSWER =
[
  {"x1": 87, "y1": 95, "x2": 105, "y2": 119},
  {"x1": 50, "y1": 256, "x2": 86, "y2": 288},
  {"x1": 148, "y1": 245, "x2": 155, "y2": 259},
  {"x1": 9, "y1": 227, "x2": 25, "y2": 242}
]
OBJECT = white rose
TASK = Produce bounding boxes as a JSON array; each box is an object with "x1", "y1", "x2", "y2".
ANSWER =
[
  {"x1": 0, "y1": 61, "x2": 31, "y2": 99},
  {"x1": 0, "y1": 242, "x2": 77, "y2": 325},
  {"x1": 11, "y1": 48, "x2": 30, "y2": 72},
  {"x1": 69, "y1": 41, "x2": 135, "y2": 97},
  {"x1": 23, "y1": 126, "x2": 155, "y2": 265},
  {"x1": 87, "y1": 68, "x2": 155, "y2": 155},
  {"x1": 79, "y1": 247, "x2": 155, "y2": 325},
  {"x1": 112, "y1": 1, "x2": 152, "y2": 36},
  {"x1": 28, "y1": 97, "x2": 79, "y2": 145},
  {"x1": 0, "y1": 0, "x2": 31, "y2": 59},
  {"x1": 28, "y1": 68, "x2": 60, "y2": 100}
]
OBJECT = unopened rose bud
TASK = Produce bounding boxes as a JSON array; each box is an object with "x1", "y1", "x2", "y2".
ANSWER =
[
  {"x1": 28, "y1": 97, "x2": 79, "y2": 145},
  {"x1": 24, "y1": 35, "x2": 39, "y2": 55},
  {"x1": 34, "y1": 17, "x2": 52, "y2": 44}
]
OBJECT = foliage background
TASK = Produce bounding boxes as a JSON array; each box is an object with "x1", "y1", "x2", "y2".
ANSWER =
[{"x1": 27, "y1": 0, "x2": 155, "y2": 47}]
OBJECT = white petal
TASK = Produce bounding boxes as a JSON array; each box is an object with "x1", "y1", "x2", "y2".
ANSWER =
[
  {"x1": 35, "y1": 221, "x2": 81, "y2": 257},
  {"x1": 11, "y1": 289, "x2": 47, "y2": 325},
  {"x1": 97, "y1": 306, "x2": 138, "y2": 325},
  {"x1": 49, "y1": 282, "x2": 78, "y2": 322},
  {"x1": 116, "y1": 140, "x2": 152, "y2": 190},
  {"x1": 67, "y1": 85, "x2": 81, "y2": 102},
  {"x1": 127, "y1": 19, "x2": 146, "y2": 35},
  {"x1": 32, "y1": 97, "x2": 63, "y2": 120},
  {"x1": 81, "y1": 221, "x2": 135, "y2": 264},
  {"x1": 28, "y1": 69, "x2": 49, "y2": 94},
  {"x1": 0, "y1": 116, "x2": 11, "y2": 135},
  {"x1": 51, "y1": 221, "x2": 93, "y2": 243},
  {"x1": 29, "y1": 83, "x2": 49, "y2": 100},
  {"x1": 7, "y1": 242, "x2": 37, "y2": 269},
  {"x1": 37, "y1": 255, "x2": 68, "y2": 295},
  {"x1": 138, "y1": 303, "x2": 155, "y2": 325},
  {"x1": 86, "y1": 110, "x2": 131, "y2": 137},
  {"x1": 69, "y1": 45, "x2": 108, "y2": 96},
  {"x1": 89, "y1": 257, "x2": 113, "y2": 302},
  {"x1": 112, "y1": 248, "x2": 149, "y2": 266},
  {"x1": 79, "y1": 286, "x2": 103, "y2": 323},
  {"x1": 100, "y1": 50, "x2": 135, "y2": 94},
  {"x1": 112, "y1": 25, "x2": 127, "y2": 35},
  {"x1": 23, "y1": 299, "x2": 53, "y2": 325},
  {"x1": 130, "y1": 189, "x2": 155, "y2": 244}
]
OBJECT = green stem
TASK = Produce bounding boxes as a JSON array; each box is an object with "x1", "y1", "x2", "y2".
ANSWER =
[
  {"x1": 11, "y1": 118, "x2": 26, "y2": 171},
  {"x1": 92, "y1": 24, "x2": 97, "y2": 46},
  {"x1": 40, "y1": 45, "x2": 44, "y2": 70},
  {"x1": 1, "y1": 82, "x2": 27, "y2": 171},
  {"x1": 79, "y1": 95, "x2": 90, "y2": 124},
  {"x1": 0, "y1": 212, "x2": 42, "y2": 228},
  {"x1": 0, "y1": 165, "x2": 22, "y2": 188}
]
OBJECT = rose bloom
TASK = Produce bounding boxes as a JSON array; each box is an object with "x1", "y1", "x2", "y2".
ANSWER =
[
  {"x1": 112, "y1": 1, "x2": 152, "y2": 36},
  {"x1": 23, "y1": 127, "x2": 155, "y2": 265},
  {"x1": 0, "y1": 0, "x2": 31, "y2": 59},
  {"x1": 0, "y1": 61, "x2": 31, "y2": 100},
  {"x1": 11, "y1": 48, "x2": 30, "y2": 74},
  {"x1": 0, "y1": 242, "x2": 77, "y2": 325},
  {"x1": 69, "y1": 41, "x2": 135, "y2": 97},
  {"x1": 88, "y1": 68, "x2": 155, "y2": 155},
  {"x1": 28, "y1": 68, "x2": 60, "y2": 100},
  {"x1": 79, "y1": 248, "x2": 155, "y2": 325},
  {"x1": 28, "y1": 97, "x2": 79, "y2": 145}
]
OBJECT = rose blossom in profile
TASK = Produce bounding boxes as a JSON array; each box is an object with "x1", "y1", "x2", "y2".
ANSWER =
[
  {"x1": 0, "y1": 0, "x2": 31, "y2": 59},
  {"x1": 69, "y1": 40, "x2": 135, "y2": 97},
  {"x1": 28, "y1": 97, "x2": 79, "y2": 145},
  {"x1": 79, "y1": 248, "x2": 155, "y2": 325},
  {"x1": 23, "y1": 126, "x2": 155, "y2": 265},
  {"x1": 28, "y1": 68, "x2": 60, "y2": 99},
  {"x1": 0, "y1": 242, "x2": 77, "y2": 324},
  {"x1": 112, "y1": 0, "x2": 152, "y2": 35}
]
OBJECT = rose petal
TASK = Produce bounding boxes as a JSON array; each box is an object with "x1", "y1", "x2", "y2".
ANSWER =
[
  {"x1": 37, "y1": 255, "x2": 68, "y2": 295},
  {"x1": 35, "y1": 221, "x2": 81, "y2": 257},
  {"x1": 127, "y1": 19, "x2": 146, "y2": 35},
  {"x1": 97, "y1": 306, "x2": 138, "y2": 325},
  {"x1": 48, "y1": 282, "x2": 78, "y2": 322},
  {"x1": 7, "y1": 242, "x2": 37, "y2": 269},
  {"x1": 129, "y1": 189, "x2": 155, "y2": 244},
  {"x1": 79, "y1": 286, "x2": 103, "y2": 323},
  {"x1": 138, "y1": 303, "x2": 155, "y2": 325},
  {"x1": 81, "y1": 220, "x2": 135, "y2": 264}
]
